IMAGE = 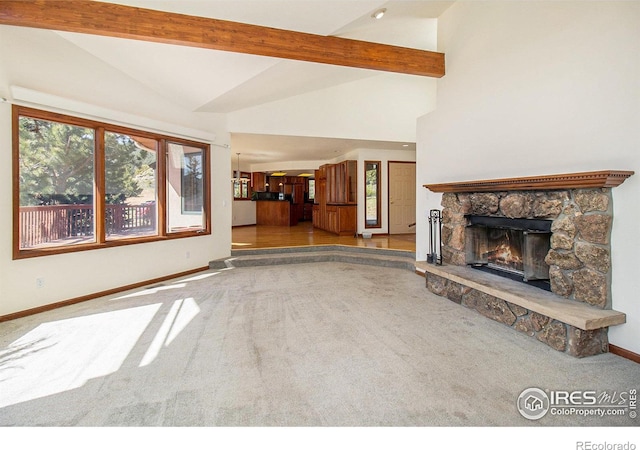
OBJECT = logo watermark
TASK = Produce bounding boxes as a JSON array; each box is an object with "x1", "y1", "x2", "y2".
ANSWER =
[
  {"x1": 517, "y1": 387, "x2": 637, "y2": 421},
  {"x1": 576, "y1": 442, "x2": 636, "y2": 450}
]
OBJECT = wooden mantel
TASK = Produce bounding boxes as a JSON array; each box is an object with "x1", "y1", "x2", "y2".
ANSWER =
[{"x1": 424, "y1": 170, "x2": 634, "y2": 193}]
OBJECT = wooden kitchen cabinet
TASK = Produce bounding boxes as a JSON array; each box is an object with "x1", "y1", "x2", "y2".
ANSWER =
[
  {"x1": 312, "y1": 160, "x2": 357, "y2": 236},
  {"x1": 251, "y1": 172, "x2": 266, "y2": 192},
  {"x1": 302, "y1": 202, "x2": 313, "y2": 221}
]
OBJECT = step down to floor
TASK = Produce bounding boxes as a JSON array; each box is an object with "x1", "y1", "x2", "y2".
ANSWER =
[{"x1": 210, "y1": 245, "x2": 416, "y2": 272}]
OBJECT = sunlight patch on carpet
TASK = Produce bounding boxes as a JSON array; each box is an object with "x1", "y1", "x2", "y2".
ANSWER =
[{"x1": 0, "y1": 303, "x2": 161, "y2": 408}]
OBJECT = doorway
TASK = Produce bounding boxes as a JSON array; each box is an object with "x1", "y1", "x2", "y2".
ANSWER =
[{"x1": 388, "y1": 161, "x2": 416, "y2": 235}]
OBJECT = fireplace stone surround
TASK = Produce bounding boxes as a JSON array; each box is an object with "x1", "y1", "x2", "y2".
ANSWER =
[{"x1": 422, "y1": 171, "x2": 633, "y2": 357}]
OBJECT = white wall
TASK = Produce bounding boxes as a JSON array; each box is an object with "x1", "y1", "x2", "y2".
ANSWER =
[
  {"x1": 228, "y1": 72, "x2": 437, "y2": 143},
  {"x1": 232, "y1": 200, "x2": 256, "y2": 226},
  {"x1": 0, "y1": 26, "x2": 226, "y2": 134},
  {"x1": 417, "y1": 1, "x2": 640, "y2": 353}
]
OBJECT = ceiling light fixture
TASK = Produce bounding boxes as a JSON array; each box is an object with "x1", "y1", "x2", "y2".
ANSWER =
[
  {"x1": 232, "y1": 153, "x2": 250, "y2": 182},
  {"x1": 371, "y1": 8, "x2": 386, "y2": 20}
]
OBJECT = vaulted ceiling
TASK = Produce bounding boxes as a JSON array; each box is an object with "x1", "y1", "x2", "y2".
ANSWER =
[{"x1": 0, "y1": 0, "x2": 454, "y2": 169}]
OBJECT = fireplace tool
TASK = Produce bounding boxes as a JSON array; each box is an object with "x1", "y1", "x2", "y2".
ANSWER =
[{"x1": 427, "y1": 209, "x2": 443, "y2": 265}]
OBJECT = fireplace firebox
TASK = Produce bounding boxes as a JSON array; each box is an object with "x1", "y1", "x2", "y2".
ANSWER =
[{"x1": 465, "y1": 216, "x2": 552, "y2": 290}]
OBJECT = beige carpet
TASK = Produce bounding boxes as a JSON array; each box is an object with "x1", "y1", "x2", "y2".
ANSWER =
[{"x1": 0, "y1": 262, "x2": 638, "y2": 427}]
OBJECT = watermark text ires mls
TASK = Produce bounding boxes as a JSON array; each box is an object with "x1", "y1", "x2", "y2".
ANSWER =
[{"x1": 517, "y1": 387, "x2": 637, "y2": 421}]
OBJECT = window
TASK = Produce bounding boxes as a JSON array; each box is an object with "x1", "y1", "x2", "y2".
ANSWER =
[
  {"x1": 13, "y1": 106, "x2": 210, "y2": 258},
  {"x1": 365, "y1": 161, "x2": 381, "y2": 228},
  {"x1": 308, "y1": 179, "x2": 315, "y2": 201},
  {"x1": 105, "y1": 131, "x2": 158, "y2": 240},
  {"x1": 168, "y1": 143, "x2": 206, "y2": 231},
  {"x1": 180, "y1": 151, "x2": 203, "y2": 213},
  {"x1": 17, "y1": 115, "x2": 97, "y2": 248},
  {"x1": 233, "y1": 172, "x2": 251, "y2": 200}
]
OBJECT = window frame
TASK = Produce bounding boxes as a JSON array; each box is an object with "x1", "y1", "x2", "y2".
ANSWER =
[
  {"x1": 13, "y1": 106, "x2": 211, "y2": 259},
  {"x1": 364, "y1": 160, "x2": 381, "y2": 229},
  {"x1": 103, "y1": 129, "x2": 159, "y2": 241},
  {"x1": 180, "y1": 150, "x2": 205, "y2": 214}
]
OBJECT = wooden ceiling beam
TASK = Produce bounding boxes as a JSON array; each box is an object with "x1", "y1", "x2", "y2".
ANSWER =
[{"x1": 0, "y1": 0, "x2": 445, "y2": 78}]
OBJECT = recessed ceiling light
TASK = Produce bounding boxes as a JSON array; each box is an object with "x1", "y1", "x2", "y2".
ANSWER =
[
  {"x1": 271, "y1": 172, "x2": 287, "y2": 176},
  {"x1": 371, "y1": 8, "x2": 386, "y2": 20},
  {"x1": 403, "y1": 144, "x2": 409, "y2": 147}
]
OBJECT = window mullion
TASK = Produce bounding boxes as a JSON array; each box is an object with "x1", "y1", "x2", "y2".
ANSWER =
[
  {"x1": 95, "y1": 127, "x2": 106, "y2": 243},
  {"x1": 203, "y1": 146, "x2": 211, "y2": 232},
  {"x1": 157, "y1": 139, "x2": 167, "y2": 237}
]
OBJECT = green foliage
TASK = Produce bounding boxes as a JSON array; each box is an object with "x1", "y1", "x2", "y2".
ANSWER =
[
  {"x1": 19, "y1": 117, "x2": 95, "y2": 205},
  {"x1": 19, "y1": 117, "x2": 155, "y2": 206},
  {"x1": 105, "y1": 131, "x2": 155, "y2": 204},
  {"x1": 366, "y1": 168, "x2": 378, "y2": 197}
]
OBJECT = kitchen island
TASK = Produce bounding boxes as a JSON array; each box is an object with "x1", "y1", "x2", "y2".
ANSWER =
[{"x1": 255, "y1": 198, "x2": 297, "y2": 226}]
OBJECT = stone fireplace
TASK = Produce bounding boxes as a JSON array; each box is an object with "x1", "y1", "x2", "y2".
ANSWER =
[
  {"x1": 447, "y1": 189, "x2": 613, "y2": 305},
  {"x1": 421, "y1": 171, "x2": 633, "y2": 357}
]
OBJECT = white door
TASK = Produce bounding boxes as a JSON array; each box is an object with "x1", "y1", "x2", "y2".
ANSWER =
[{"x1": 388, "y1": 162, "x2": 416, "y2": 234}]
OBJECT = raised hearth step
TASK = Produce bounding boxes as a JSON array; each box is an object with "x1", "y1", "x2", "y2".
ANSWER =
[{"x1": 416, "y1": 262, "x2": 625, "y2": 331}]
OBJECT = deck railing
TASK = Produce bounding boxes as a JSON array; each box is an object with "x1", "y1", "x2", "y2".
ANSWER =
[{"x1": 19, "y1": 203, "x2": 156, "y2": 248}]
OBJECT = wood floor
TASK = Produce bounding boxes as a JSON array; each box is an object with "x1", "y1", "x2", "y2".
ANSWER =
[{"x1": 232, "y1": 221, "x2": 416, "y2": 252}]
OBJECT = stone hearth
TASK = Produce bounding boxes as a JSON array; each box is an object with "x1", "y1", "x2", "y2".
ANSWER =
[{"x1": 423, "y1": 171, "x2": 633, "y2": 357}]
